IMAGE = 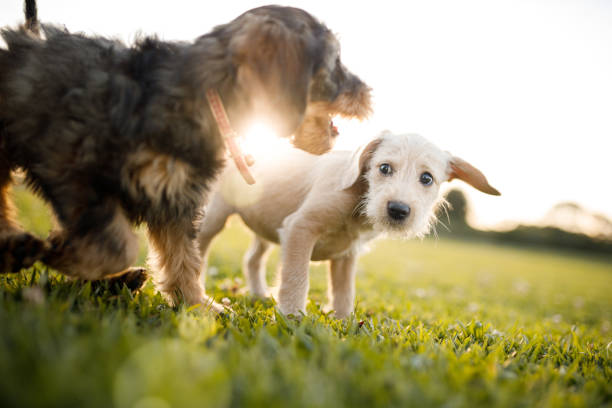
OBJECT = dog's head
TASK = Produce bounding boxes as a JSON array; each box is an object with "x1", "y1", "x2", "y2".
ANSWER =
[
  {"x1": 219, "y1": 6, "x2": 371, "y2": 153},
  {"x1": 341, "y1": 132, "x2": 500, "y2": 237}
]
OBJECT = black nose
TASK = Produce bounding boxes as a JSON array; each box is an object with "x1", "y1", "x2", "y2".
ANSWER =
[{"x1": 387, "y1": 201, "x2": 411, "y2": 221}]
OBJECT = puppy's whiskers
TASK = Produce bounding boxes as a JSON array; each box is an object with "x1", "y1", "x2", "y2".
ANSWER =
[{"x1": 352, "y1": 197, "x2": 368, "y2": 218}]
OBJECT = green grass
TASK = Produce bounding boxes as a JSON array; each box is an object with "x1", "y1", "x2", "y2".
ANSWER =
[{"x1": 1, "y1": 189, "x2": 611, "y2": 408}]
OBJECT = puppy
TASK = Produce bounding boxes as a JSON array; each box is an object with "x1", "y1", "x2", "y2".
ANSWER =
[
  {"x1": 197, "y1": 132, "x2": 500, "y2": 317},
  {"x1": 0, "y1": 3, "x2": 371, "y2": 311}
]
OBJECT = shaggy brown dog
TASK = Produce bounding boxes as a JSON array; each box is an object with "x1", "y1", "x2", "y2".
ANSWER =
[{"x1": 0, "y1": 2, "x2": 371, "y2": 311}]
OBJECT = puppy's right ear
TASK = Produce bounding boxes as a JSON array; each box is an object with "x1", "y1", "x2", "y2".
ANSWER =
[
  {"x1": 230, "y1": 14, "x2": 314, "y2": 137},
  {"x1": 339, "y1": 138, "x2": 382, "y2": 191},
  {"x1": 448, "y1": 156, "x2": 501, "y2": 196}
]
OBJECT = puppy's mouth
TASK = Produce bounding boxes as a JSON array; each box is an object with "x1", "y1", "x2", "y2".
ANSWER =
[
  {"x1": 290, "y1": 108, "x2": 341, "y2": 155},
  {"x1": 375, "y1": 212, "x2": 416, "y2": 233},
  {"x1": 289, "y1": 85, "x2": 370, "y2": 155},
  {"x1": 365, "y1": 216, "x2": 414, "y2": 239},
  {"x1": 385, "y1": 217, "x2": 409, "y2": 230},
  {"x1": 329, "y1": 118, "x2": 339, "y2": 137}
]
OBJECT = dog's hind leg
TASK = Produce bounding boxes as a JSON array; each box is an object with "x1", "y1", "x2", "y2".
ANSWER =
[
  {"x1": 43, "y1": 200, "x2": 139, "y2": 281},
  {"x1": 325, "y1": 253, "x2": 357, "y2": 319},
  {"x1": 0, "y1": 161, "x2": 49, "y2": 274},
  {"x1": 243, "y1": 235, "x2": 272, "y2": 297}
]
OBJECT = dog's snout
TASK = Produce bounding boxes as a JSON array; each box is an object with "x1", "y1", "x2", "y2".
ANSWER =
[{"x1": 387, "y1": 201, "x2": 411, "y2": 221}]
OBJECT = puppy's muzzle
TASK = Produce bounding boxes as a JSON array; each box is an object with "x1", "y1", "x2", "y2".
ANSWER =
[{"x1": 387, "y1": 201, "x2": 411, "y2": 222}]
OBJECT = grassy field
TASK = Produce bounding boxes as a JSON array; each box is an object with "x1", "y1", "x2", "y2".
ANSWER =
[{"x1": 1, "y1": 189, "x2": 611, "y2": 407}]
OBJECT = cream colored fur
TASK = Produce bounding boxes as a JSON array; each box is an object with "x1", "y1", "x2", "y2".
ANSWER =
[{"x1": 197, "y1": 132, "x2": 499, "y2": 318}]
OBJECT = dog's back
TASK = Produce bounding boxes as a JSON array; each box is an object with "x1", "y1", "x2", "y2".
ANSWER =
[
  {"x1": 212, "y1": 146, "x2": 336, "y2": 242},
  {"x1": 0, "y1": 26, "x2": 163, "y2": 154},
  {"x1": 0, "y1": 26, "x2": 195, "y2": 201}
]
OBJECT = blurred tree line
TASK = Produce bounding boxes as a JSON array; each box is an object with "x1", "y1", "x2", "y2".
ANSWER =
[{"x1": 437, "y1": 189, "x2": 612, "y2": 255}]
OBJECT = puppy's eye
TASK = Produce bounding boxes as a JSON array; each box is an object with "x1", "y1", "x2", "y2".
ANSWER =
[
  {"x1": 420, "y1": 172, "x2": 434, "y2": 186},
  {"x1": 379, "y1": 163, "x2": 392, "y2": 176}
]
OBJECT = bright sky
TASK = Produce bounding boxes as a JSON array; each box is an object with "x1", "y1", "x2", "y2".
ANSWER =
[{"x1": 1, "y1": 0, "x2": 611, "y2": 229}]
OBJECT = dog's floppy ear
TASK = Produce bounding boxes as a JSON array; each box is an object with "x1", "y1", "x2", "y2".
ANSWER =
[
  {"x1": 231, "y1": 14, "x2": 314, "y2": 137},
  {"x1": 448, "y1": 156, "x2": 501, "y2": 196},
  {"x1": 339, "y1": 138, "x2": 383, "y2": 191}
]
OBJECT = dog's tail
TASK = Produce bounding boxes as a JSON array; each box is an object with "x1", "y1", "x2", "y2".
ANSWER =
[
  {"x1": 0, "y1": 1, "x2": 40, "y2": 106},
  {"x1": 0, "y1": 1, "x2": 38, "y2": 78},
  {"x1": 24, "y1": 0, "x2": 40, "y2": 35}
]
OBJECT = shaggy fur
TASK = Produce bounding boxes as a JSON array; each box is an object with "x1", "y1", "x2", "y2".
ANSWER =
[
  {"x1": 197, "y1": 132, "x2": 500, "y2": 318},
  {"x1": 0, "y1": 3, "x2": 372, "y2": 311}
]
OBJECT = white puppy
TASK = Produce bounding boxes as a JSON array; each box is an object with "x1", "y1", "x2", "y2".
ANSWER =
[{"x1": 197, "y1": 132, "x2": 500, "y2": 318}]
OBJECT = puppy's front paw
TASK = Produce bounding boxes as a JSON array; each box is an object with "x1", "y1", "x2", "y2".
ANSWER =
[
  {"x1": 239, "y1": 285, "x2": 268, "y2": 299},
  {"x1": 266, "y1": 285, "x2": 280, "y2": 301},
  {"x1": 322, "y1": 304, "x2": 352, "y2": 319},
  {"x1": 322, "y1": 304, "x2": 334, "y2": 315},
  {"x1": 249, "y1": 286, "x2": 276, "y2": 299},
  {"x1": 198, "y1": 296, "x2": 234, "y2": 317},
  {"x1": 278, "y1": 302, "x2": 306, "y2": 318}
]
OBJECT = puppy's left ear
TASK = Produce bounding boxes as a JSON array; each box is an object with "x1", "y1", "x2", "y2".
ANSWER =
[
  {"x1": 339, "y1": 138, "x2": 382, "y2": 191},
  {"x1": 231, "y1": 14, "x2": 314, "y2": 137},
  {"x1": 448, "y1": 156, "x2": 501, "y2": 196}
]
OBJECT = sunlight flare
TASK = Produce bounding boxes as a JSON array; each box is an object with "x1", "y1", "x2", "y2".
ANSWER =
[{"x1": 241, "y1": 122, "x2": 291, "y2": 156}]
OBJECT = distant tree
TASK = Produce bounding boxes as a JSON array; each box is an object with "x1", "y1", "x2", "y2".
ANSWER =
[
  {"x1": 435, "y1": 189, "x2": 473, "y2": 235},
  {"x1": 444, "y1": 189, "x2": 471, "y2": 232},
  {"x1": 433, "y1": 191, "x2": 612, "y2": 254},
  {"x1": 489, "y1": 225, "x2": 612, "y2": 254}
]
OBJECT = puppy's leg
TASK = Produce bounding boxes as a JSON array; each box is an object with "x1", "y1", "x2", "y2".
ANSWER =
[
  {"x1": 325, "y1": 253, "x2": 357, "y2": 319},
  {"x1": 149, "y1": 219, "x2": 224, "y2": 313},
  {"x1": 0, "y1": 165, "x2": 48, "y2": 273},
  {"x1": 277, "y1": 217, "x2": 317, "y2": 316},
  {"x1": 44, "y1": 202, "x2": 139, "y2": 280},
  {"x1": 243, "y1": 235, "x2": 271, "y2": 297},
  {"x1": 196, "y1": 194, "x2": 233, "y2": 287}
]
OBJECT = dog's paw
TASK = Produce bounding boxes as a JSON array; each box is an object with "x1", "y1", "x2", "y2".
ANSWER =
[
  {"x1": 246, "y1": 287, "x2": 273, "y2": 299},
  {"x1": 90, "y1": 267, "x2": 149, "y2": 294},
  {"x1": 112, "y1": 267, "x2": 149, "y2": 291},
  {"x1": 278, "y1": 304, "x2": 307, "y2": 319},
  {"x1": 322, "y1": 304, "x2": 334, "y2": 315},
  {"x1": 324, "y1": 307, "x2": 352, "y2": 320},
  {"x1": 322, "y1": 303, "x2": 353, "y2": 319},
  {"x1": 0, "y1": 233, "x2": 49, "y2": 273},
  {"x1": 198, "y1": 296, "x2": 234, "y2": 317},
  {"x1": 280, "y1": 310, "x2": 305, "y2": 323},
  {"x1": 266, "y1": 285, "x2": 280, "y2": 301}
]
